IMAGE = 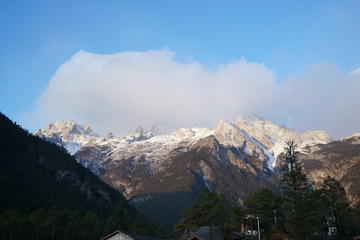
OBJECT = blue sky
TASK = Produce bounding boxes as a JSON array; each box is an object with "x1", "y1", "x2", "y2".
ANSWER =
[{"x1": 1, "y1": 0, "x2": 360, "y2": 138}]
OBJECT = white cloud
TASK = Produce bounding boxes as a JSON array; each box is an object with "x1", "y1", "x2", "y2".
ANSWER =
[
  {"x1": 349, "y1": 67, "x2": 360, "y2": 75},
  {"x1": 29, "y1": 49, "x2": 360, "y2": 139},
  {"x1": 278, "y1": 63, "x2": 360, "y2": 138},
  {"x1": 30, "y1": 49, "x2": 276, "y2": 136}
]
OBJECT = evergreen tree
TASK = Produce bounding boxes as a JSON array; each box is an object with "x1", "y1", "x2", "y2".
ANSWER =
[
  {"x1": 80, "y1": 211, "x2": 103, "y2": 240},
  {"x1": 0, "y1": 209, "x2": 23, "y2": 240},
  {"x1": 280, "y1": 140, "x2": 321, "y2": 240},
  {"x1": 243, "y1": 188, "x2": 285, "y2": 233},
  {"x1": 107, "y1": 204, "x2": 128, "y2": 232},
  {"x1": 174, "y1": 188, "x2": 231, "y2": 237},
  {"x1": 350, "y1": 200, "x2": 360, "y2": 235},
  {"x1": 28, "y1": 208, "x2": 46, "y2": 240},
  {"x1": 131, "y1": 212, "x2": 153, "y2": 236},
  {"x1": 227, "y1": 206, "x2": 246, "y2": 232},
  {"x1": 155, "y1": 224, "x2": 175, "y2": 239},
  {"x1": 320, "y1": 176, "x2": 351, "y2": 237}
]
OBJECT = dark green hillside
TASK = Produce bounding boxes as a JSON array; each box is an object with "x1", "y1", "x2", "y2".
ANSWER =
[{"x1": 0, "y1": 112, "x2": 136, "y2": 220}]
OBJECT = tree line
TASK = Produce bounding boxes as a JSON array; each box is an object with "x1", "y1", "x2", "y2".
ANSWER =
[
  {"x1": 174, "y1": 140, "x2": 360, "y2": 240},
  {"x1": 0, "y1": 207, "x2": 102, "y2": 240},
  {"x1": 0, "y1": 204, "x2": 174, "y2": 240}
]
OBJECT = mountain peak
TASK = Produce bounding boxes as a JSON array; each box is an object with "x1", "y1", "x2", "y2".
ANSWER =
[
  {"x1": 34, "y1": 120, "x2": 99, "y2": 154},
  {"x1": 150, "y1": 122, "x2": 168, "y2": 136},
  {"x1": 130, "y1": 123, "x2": 171, "y2": 141},
  {"x1": 342, "y1": 132, "x2": 360, "y2": 139},
  {"x1": 340, "y1": 133, "x2": 360, "y2": 144},
  {"x1": 214, "y1": 120, "x2": 247, "y2": 148},
  {"x1": 106, "y1": 132, "x2": 114, "y2": 138},
  {"x1": 246, "y1": 114, "x2": 265, "y2": 122},
  {"x1": 135, "y1": 125, "x2": 144, "y2": 135},
  {"x1": 35, "y1": 120, "x2": 98, "y2": 141}
]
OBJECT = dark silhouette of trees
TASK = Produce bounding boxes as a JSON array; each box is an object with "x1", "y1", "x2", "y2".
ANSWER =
[{"x1": 0, "y1": 208, "x2": 104, "y2": 240}]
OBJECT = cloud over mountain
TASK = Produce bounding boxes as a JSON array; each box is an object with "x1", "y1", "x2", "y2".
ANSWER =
[
  {"x1": 280, "y1": 63, "x2": 360, "y2": 138},
  {"x1": 29, "y1": 49, "x2": 360, "y2": 138}
]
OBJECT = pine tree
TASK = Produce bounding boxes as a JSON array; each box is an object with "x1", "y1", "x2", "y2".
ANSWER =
[
  {"x1": 80, "y1": 212, "x2": 103, "y2": 240},
  {"x1": 243, "y1": 188, "x2": 285, "y2": 233},
  {"x1": 131, "y1": 212, "x2": 153, "y2": 236},
  {"x1": 227, "y1": 206, "x2": 246, "y2": 232},
  {"x1": 28, "y1": 208, "x2": 46, "y2": 240},
  {"x1": 280, "y1": 140, "x2": 321, "y2": 240},
  {"x1": 174, "y1": 188, "x2": 230, "y2": 237},
  {"x1": 350, "y1": 200, "x2": 360, "y2": 235},
  {"x1": 107, "y1": 204, "x2": 128, "y2": 232},
  {"x1": 320, "y1": 176, "x2": 351, "y2": 237}
]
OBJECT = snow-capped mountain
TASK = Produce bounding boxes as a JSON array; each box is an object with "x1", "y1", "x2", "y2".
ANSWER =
[
  {"x1": 35, "y1": 115, "x2": 332, "y2": 195},
  {"x1": 35, "y1": 116, "x2": 360, "y2": 226},
  {"x1": 35, "y1": 115, "x2": 360, "y2": 226}
]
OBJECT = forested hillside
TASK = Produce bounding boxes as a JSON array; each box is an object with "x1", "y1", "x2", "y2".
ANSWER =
[{"x1": 0, "y1": 112, "x2": 137, "y2": 239}]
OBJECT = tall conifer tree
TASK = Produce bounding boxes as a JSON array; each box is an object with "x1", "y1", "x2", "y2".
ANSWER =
[
  {"x1": 321, "y1": 176, "x2": 351, "y2": 237},
  {"x1": 280, "y1": 140, "x2": 320, "y2": 240}
]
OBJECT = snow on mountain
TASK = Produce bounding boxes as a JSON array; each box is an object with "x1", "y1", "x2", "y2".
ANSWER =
[
  {"x1": 335, "y1": 132, "x2": 360, "y2": 146},
  {"x1": 34, "y1": 120, "x2": 98, "y2": 154},
  {"x1": 83, "y1": 126, "x2": 213, "y2": 174},
  {"x1": 34, "y1": 121, "x2": 212, "y2": 175},
  {"x1": 35, "y1": 116, "x2": 332, "y2": 173},
  {"x1": 340, "y1": 132, "x2": 360, "y2": 141},
  {"x1": 214, "y1": 119, "x2": 279, "y2": 170},
  {"x1": 234, "y1": 115, "x2": 332, "y2": 164}
]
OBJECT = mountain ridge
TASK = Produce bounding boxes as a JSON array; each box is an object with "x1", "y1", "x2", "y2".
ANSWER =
[{"x1": 35, "y1": 115, "x2": 333, "y2": 173}]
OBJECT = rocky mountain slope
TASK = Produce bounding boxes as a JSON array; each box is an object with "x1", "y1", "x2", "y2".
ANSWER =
[
  {"x1": 300, "y1": 134, "x2": 360, "y2": 205},
  {"x1": 34, "y1": 115, "x2": 354, "y2": 226}
]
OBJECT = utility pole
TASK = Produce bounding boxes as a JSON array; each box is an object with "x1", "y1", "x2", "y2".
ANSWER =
[
  {"x1": 274, "y1": 209, "x2": 277, "y2": 224},
  {"x1": 250, "y1": 219, "x2": 253, "y2": 240},
  {"x1": 257, "y1": 216, "x2": 261, "y2": 240}
]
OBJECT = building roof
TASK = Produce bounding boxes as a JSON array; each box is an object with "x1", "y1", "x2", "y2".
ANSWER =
[
  {"x1": 181, "y1": 226, "x2": 224, "y2": 240},
  {"x1": 101, "y1": 230, "x2": 166, "y2": 240}
]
